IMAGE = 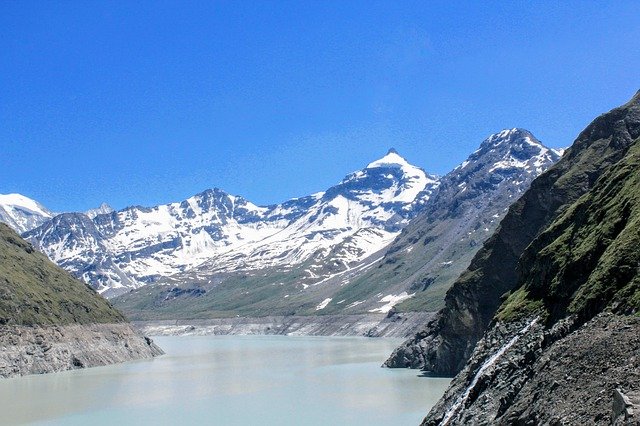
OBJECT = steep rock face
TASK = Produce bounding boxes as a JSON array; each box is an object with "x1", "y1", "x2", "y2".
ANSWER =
[
  {"x1": 25, "y1": 151, "x2": 439, "y2": 298},
  {"x1": 0, "y1": 223, "x2": 162, "y2": 377},
  {"x1": 324, "y1": 129, "x2": 561, "y2": 315},
  {"x1": 422, "y1": 314, "x2": 639, "y2": 425},
  {"x1": 385, "y1": 92, "x2": 640, "y2": 374},
  {"x1": 417, "y1": 91, "x2": 640, "y2": 424},
  {"x1": 0, "y1": 193, "x2": 53, "y2": 234}
]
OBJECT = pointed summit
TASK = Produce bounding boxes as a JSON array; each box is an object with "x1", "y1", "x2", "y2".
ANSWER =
[
  {"x1": 366, "y1": 148, "x2": 412, "y2": 169},
  {"x1": 85, "y1": 202, "x2": 114, "y2": 219}
]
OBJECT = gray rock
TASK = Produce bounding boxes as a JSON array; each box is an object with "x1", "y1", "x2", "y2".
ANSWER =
[
  {"x1": 422, "y1": 313, "x2": 640, "y2": 425},
  {"x1": 0, "y1": 323, "x2": 163, "y2": 378}
]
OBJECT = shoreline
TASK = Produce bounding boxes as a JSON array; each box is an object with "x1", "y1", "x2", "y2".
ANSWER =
[{"x1": 133, "y1": 311, "x2": 434, "y2": 338}]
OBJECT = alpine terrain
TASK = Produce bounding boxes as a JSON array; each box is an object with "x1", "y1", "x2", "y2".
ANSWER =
[
  {"x1": 18, "y1": 132, "x2": 560, "y2": 333},
  {"x1": 316, "y1": 128, "x2": 562, "y2": 316},
  {"x1": 0, "y1": 193, "x2": 53, "y2": 234},
  {"x1": 401, "y1": 91, "x2": 640, "y2": 424},
  {"x1": 24, "y1": 149, "x2": 439, "y2": 299}
]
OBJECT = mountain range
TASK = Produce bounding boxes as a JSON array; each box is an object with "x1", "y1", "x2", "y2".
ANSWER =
[{"x1": 3, "y1": 129, "x2": 561, "y2": 320}]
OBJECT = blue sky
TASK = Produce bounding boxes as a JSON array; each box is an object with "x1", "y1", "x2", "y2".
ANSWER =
[{"x1": 1, "y1": 1, "x2": 639, "y2": 212}]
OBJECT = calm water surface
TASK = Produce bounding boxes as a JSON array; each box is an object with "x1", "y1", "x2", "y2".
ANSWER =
[{"x1": 0, "y1": 335, "x2": 450, "y2": 425}]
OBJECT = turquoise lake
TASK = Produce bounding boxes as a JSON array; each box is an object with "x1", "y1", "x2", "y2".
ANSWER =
[{"x1": 0, "y1": 335, "x2": 450, "y2": 425}]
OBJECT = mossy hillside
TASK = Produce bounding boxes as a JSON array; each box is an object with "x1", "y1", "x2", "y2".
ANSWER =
[
  {"x1": 0, "y1": 223, "x2": 125, "y2": 326},
  {"x1": 498, "y1": 137, "x2": 640, "y2": 322}
]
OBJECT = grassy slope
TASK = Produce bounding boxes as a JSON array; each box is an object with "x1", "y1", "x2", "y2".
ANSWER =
[
  {"x1": 0, "y1": 223, "x2": 125, "y2": 326},
  {"x1": 323, "y1": 216, "x2": 480, "y2": 314},
  {"x1": 114, "y1": 266, "x2": 319, "y2": 320}
]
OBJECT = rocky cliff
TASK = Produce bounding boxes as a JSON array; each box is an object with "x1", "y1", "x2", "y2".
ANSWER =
[
  {"x1": 416, "y1": 91, "x2": 640, "y2": 424},
  {"x1": 423, "y1": 313, "x2": 639, "y2": 425},
  {"x1": 0, "y1": 223, "x2": 162, "y2": 378},
  {"x1": 385, "y1": 91, "x2": 640, "y2": 375}
]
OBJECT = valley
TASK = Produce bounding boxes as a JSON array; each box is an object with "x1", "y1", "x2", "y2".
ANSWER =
[{"x1": 6, "y1": 130, "x2": 560, "y2": 327}]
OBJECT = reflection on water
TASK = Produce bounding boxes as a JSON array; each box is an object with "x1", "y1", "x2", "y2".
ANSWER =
[{"x1": 0, "y1": 335, "x2": 450, "y2": 426}]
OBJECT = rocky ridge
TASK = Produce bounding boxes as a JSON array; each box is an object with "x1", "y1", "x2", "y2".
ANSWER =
[{"x1": 321, "y1": 128, "x2": 561, "y2": 315}]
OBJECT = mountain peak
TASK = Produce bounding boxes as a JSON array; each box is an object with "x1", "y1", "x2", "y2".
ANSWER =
[
  {"x1": 452, "y1": 128, "x2": 560, "y2": 177},
  {"x1": 0, "y1": 193, "x2": 53, "y2": 233},
  {"x1": 366, "y1": 149, "x2": 412, "y2": 169},
  {"x1": 85, "y1": 202, "x2": 114, "y2": 219},
  {"x1": 483, "y1": 128, "x2": 537, "y2": 146},
  {"x1": 0, "y1": 193, "x2": 51, "y2": 214}
]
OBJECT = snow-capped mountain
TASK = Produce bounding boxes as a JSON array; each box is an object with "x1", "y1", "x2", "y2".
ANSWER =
[
  {"x1": 0, "y1": 193, "x2": 53, "y2": 233},
  {"x1": 316, "y1": 128, "x2": 563, "y2": 314},
  {"x1": 111, "y1": 128, "x2": 563, "y2": 319},
  {"x1": 25, "y1": 150, "x2": 439, "y2": 297},
  {"x1": 85, "y1": 203, "x2": 114, "y2": 219}
]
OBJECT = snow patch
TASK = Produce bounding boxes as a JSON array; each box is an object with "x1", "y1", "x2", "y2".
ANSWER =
[
  {"x1": 315, "y1": 298, "x2": 332, "y2": 310},
  {"x1": 368, "y1": 292, "x2": 414, "y2": 313}
]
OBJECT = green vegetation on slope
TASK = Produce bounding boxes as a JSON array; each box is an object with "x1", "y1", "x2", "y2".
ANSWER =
[
  {"x1": 0, "y1": 223, "x2": 125, "y2": 326},
  {"x1": 113, "y1": 265, "x2": 320, "y2": 320},
  {"x1": 323, "y1": 216, "x2": 480, "y2": 314},
  {"x1": 498, "y1": 136, "x2": 640, "y2": 322}
]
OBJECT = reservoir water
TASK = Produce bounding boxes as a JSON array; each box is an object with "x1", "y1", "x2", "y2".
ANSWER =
[{"x1": 0, "y1": 335, "x2": 450, "y2": 425}]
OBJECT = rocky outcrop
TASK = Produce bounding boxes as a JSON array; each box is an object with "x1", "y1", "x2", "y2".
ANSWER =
[
  {"x1": 0, "y1": 323, "x2": 163, "y2": 378},
  {"x1": 134, "y1": 311, "x2": 433, "y2": 338},
  {"x1": 612, "y1": 389, "x2": 639, "y2": 425},
  {"x1": 422, "y1": 313, "x2": 640, "y2": 425},
  {"x1": 385, "y1": 90, "x2": 640, "y2": 375}
]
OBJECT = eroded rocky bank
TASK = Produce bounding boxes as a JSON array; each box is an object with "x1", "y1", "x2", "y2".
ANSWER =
[{"x1": 0, "y1": 323, "x2": 163, "y2": 378}]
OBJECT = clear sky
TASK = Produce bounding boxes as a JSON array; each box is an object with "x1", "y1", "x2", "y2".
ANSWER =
[{"x1": 1, "y1": 1, "x2": 639, "y2": 212}]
